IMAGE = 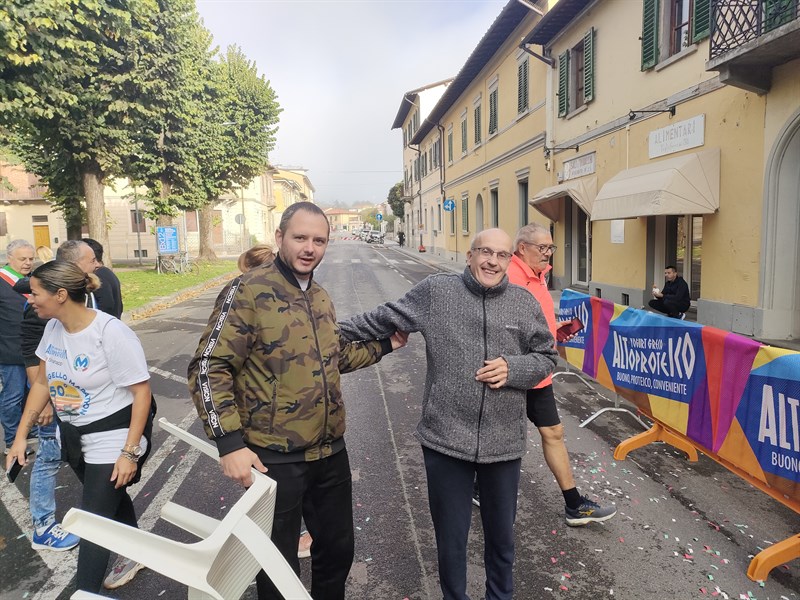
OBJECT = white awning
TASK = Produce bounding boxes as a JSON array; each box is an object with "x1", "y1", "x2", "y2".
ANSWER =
[
  {"x1": 529, "y1": 177, "x2": 597, "y2": 222},
  {"x1": 591, "y1": 148, "x2": 720, "y2": 221}
]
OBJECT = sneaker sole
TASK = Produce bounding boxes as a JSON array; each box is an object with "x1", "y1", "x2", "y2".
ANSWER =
[
  {"x1": 31, "y1": 541, "x2": 79, "y2": 552},
  {"x1": 103, "y1": 563, "x2": 145, "y2": 590},
  {"x1": 298, "y1": 549, "x2": 311, "y2": 559},
  {"x1": 471, "y1": 498, "x2": 480, "y2": 508},
  {"x1": 565, "y1": 509, "x2": 617, "y2": 527}
]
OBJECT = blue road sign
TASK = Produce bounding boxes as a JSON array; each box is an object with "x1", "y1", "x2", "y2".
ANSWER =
[
  {"x1": 376, "y1": 213, "x2": 383, "y2": 221},
  {"x1": 157, "y1": 226, "x2": 180, "y2": 254},
  {"x1": 443, "y1": 199, "x2": 456, "y2": 212}
]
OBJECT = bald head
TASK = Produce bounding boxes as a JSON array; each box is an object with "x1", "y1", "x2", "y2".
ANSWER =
[{"x1": 467, "y1": 228, "x2": 513, "y2": 289}]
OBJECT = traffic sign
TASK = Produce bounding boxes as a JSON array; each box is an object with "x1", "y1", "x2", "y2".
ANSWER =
[
  {"x1": 376, "y1": 213, "x2": 383, "y2": 221},
  {"x1": 443, "y1": 199, "x2": 456, "y2": 212}
]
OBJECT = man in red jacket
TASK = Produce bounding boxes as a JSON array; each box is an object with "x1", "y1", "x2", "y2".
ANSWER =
[{"x1": 504, "y1": 223, "x2": 616, "y2": 526}]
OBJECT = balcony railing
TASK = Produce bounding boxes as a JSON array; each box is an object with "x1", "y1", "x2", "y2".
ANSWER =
[{"x1": 710, "y1": 0, "x2": 800, "y2": 59}]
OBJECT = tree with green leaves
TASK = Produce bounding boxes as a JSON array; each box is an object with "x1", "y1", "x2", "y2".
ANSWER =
[
  {"x1": 192, "y1": 45, "x2": 281, "y2": 259},
  {"x1": 123, "y1": 0, "x2": 208, "y2": 224},
  {"x1": 387, "y1": 181, "x2": 405, "y2": 219},
  {"x1": 0, "y1": 0, "x2": 164, "y2": 262}
]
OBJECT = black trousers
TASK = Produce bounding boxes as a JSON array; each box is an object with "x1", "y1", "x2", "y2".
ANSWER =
[
  {"x1": 74, "y1": 462, "x2": 138, "y2": 592},
  {"x1": 422, "y1": 446, "x2": 521, "y2": 600},
  {"x1": 256, "y1": 448, "x2": 354, "y2": 600},
  {"x1": 649, "y1": 297, "x2": 688, "y2": 318}
]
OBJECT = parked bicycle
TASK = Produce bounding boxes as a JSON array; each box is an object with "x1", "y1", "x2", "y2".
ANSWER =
[{"x1": 158, "y1": 251, "x2": 200, "y2": 275}]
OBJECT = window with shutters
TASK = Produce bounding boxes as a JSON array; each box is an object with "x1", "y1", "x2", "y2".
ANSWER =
[
  {"x1": 517, "y1": 57, "x2": 529, "y2": 114},
  {"x1": 131, "y1": 209, "x2": 146, "y2": 233},
  {"x1": 557, "y1": 28, "x2": 595, "y2": 118},
  {"x1": 447, "y1": 128, "x2": 453, "y2": 163},
  {"x1": 461, "y1": 195, "x2": 469, "y2": 233},
  {"x1": 461, "y1": 118, "x2": 468, "y2": 155},
  {"x1": 448, "y1": 199, "x2": 456, "y2": 234},
  {"x1": 641, "y1": 0, "x2": 711, "y2": 70},
  {"x1": 474, "y1": 104, "x2": 482, "y2": 145},
  {"x1": 488, "y1": 88, "x2": 498, "y2": 135}
]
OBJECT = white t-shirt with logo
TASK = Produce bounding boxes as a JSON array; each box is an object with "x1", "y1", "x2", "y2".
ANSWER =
[{"x1": 36, "y1": 310, "x2": 151, "y2": 464}]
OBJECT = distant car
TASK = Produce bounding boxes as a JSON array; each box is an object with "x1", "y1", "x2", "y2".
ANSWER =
[{"x1": 366, "y1": 231, "x2": 385, "y2": 244}]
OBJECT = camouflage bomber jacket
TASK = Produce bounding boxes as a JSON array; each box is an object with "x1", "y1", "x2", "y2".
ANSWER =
[{"x1": 188, "y1": 255, "x2": 390, "y2": 462}]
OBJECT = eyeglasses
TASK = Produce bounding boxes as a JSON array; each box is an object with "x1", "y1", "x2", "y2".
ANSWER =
[
  {"x1": 523, "y1": 242, "x2": 558, "y2": 255},
  {"x1": 472, "y1": 247, "x2": 513, "y2": 262}
]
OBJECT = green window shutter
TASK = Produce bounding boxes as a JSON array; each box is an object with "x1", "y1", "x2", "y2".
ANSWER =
[
  {"x1": 517, "y1": 59, "x2": 529, "y2": 113},
  {"x1": 448, "y1": 132, "x2": 453, "y2": 162},
  {"x1": 557, "y1": 50, "x2": 569, "y2": 118},
  {"x1": 461, "y1": 120, "x2": 467, "y2": 153},
  {"x1": 489, "y1": 89, "x2": 497, "y2": 134},
  {"x1": 641, "y1": 0, "x2": 659, "y2": 70},
  {"x1": 461, "y1": 197, "x2": 469, "y2": 232},
  {"x1": 583, "y1": 27, "x2": 595, "y2": 104},
  {"x1": 474, "y1": 105, "x2": 482, "y2": 144},
  {"x1": 691, "y1": 0, "x2": 710, "y2": 41}
]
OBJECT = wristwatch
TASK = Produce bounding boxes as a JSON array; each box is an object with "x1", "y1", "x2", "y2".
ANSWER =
[{"x1": 122, "y1": 444, "x2": 142, "y2": 457}]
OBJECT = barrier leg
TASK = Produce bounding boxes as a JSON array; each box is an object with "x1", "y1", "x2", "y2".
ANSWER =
[
  {"x1": 747, "y1": 534, "x2": 800, "y2": 582},
  {"x1": 614, "y1": 423, "x2": 698, "y2": 462},
  {"x1": 553, "y1": 359, "x2": 594, "y2": 390}
]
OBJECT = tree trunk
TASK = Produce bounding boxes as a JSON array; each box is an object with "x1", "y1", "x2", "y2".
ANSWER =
[
  {"x1": 156, "y1": 176, "x2": 174, "y2": 226},
  {"x1": 198, "y1": 203, "x2": 217, "y2": 260},
  {"x1": 81, "y1": 161, "x2": 112, "y2": 265},
  {"x1": 64, "y1": 197, "x2": 83, "y2": 240}
]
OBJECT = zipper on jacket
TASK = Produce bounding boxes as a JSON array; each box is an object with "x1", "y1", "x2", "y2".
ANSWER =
[
  {"x1": 268, "y1": 381, "x2": 278, "y2": 435},
  {"x1": 302, "y1": 289, "x2": 330, "y2": 447},
  {"x1": 475, "y1": 292, "x2": 488, "y2": 461}
]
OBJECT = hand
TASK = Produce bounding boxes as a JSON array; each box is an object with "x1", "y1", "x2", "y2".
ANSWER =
[
  {"x1": 220, "y1": 447, "x2": 268, "y2": 488},
  {"x1": 111, "y1": 454, "x2": 139, "y2": 489},
  {"x1": 556, "y1": 320, "x2": 578, "y2": 343},
  {"x1": 5, "y1": 439, "x2": 29, "y2": 470},
  {"x1": 390, "y1": 330, "x2": 409, "y2": 350},
  {"x1": 38, "y1": 403, "x2": 54, "y2": 426},
  {"x1": 476, "y1": 356, "x2": 509, "y2": 389}
]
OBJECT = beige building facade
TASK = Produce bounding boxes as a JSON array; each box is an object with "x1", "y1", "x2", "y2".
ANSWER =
[
  {"x1": 0, "y1": 163, "x2": 299, "y2": 262},
  {"x1": 394, "y1": 0, "x2": 800, "y2": 340}
]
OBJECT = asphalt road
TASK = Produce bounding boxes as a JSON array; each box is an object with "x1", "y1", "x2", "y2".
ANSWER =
[{"x1": 1, "y1": 236, "x2": 798, "y2": 599}]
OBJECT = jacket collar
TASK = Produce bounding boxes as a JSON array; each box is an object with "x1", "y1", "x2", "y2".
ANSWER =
[
  {"x1": 461, "y1": 266, "x2": 508, "y2": 297},
  {"x1": 510, "y1": 254, "x2": 552, "y2": 284},
  {"x1": 274, "y1": 253, "x2": 313, "y2": 290}
]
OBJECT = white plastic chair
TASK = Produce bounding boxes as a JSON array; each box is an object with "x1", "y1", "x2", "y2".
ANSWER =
[{"x1": 62, "y1": 418, "x2": 311, "y2": 600}]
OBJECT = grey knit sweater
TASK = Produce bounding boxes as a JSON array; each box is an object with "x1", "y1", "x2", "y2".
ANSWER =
[{"x1": 339, "y1": 267, "x2": 557, "y2": 463}]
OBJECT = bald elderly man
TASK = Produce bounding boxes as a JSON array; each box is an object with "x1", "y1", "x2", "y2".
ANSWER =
[{"x1": 340, "y1": 228, "x2": 557, "y2": 600}]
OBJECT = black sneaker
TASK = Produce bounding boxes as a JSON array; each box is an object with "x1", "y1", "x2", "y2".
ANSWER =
[
  {"x1": 565, "y1": 497, "x2": 617, "y2": 526},
  {"x1": 472, "y1": 482, "x2": 480, "y2": 508}
]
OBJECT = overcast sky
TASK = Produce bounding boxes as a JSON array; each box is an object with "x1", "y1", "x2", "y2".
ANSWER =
[{"x1": 196, "y1": 0, "x2": 507, "y2": 206}]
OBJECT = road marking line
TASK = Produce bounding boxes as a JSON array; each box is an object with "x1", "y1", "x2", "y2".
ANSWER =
[
  {"x1": 34, "y1": 407, "x2": 201, "y2": 599},
  {"x1": 370, "y1": 259, "x2": 380, "y2": 263},
  {"x1": 351, "y1": 259, "x2": 362, "y2": 263},
  {"x1": 149, "y1": 366, "x2": 189, "y2": 386},
  {"x1": 403, "y1": 260, "x2": 416, "y2": 264}
]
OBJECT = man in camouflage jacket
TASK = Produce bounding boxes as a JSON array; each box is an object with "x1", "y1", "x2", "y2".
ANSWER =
[{"x1": 188, "y1": 203, "x2": 401, "y2": 600}]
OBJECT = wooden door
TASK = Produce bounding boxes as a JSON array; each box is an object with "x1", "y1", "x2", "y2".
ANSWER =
[{"x1": 33, "y1": 225, "x2": 50, "y2": 249}]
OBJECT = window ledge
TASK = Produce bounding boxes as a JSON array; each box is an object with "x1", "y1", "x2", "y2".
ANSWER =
[
  {"x1": 515, "y1": 109, "x2": 530, "y2": 122},
  {"x1": 654, "y1": 44, "x2": 698, "y2": 72},
  {"x1": 565, "y1": 104, "x2": 589, "y2": 120}
]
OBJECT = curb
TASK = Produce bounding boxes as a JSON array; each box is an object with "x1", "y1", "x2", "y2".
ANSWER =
[{"x1": 121, "y1": 271, "x2": 239, "y2": 325}]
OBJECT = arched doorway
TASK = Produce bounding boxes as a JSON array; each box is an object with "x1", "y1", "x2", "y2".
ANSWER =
[
  {"x1": 475, "y1": 194, "x2": 484, "y2": 233},
  {"x1": 759, "y1": 109, "x2": 800, "y2": 340}
]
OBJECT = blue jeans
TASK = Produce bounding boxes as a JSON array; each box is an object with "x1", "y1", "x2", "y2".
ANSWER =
[
  {"x1": 0, "y1": 364, "x2": 26, "y2": 447},
  {"x1": 422, "y1": 446, "x2": 521, "y2": 600},
  {"x1": 30, "y1": 422, "x2": 60, "y2": 531}
]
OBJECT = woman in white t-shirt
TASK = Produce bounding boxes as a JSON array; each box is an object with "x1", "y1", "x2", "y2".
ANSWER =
[{"x1": 5, "y1": 260, "x2": 152, "y2": 594}]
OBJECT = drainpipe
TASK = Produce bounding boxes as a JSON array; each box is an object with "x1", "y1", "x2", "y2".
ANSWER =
[
  {"x1": 437, "y1": 123, "x2": 449, "y2": 259},
  {"x1": 409, "y1": 143, "x2": 425, "y2": 252}
]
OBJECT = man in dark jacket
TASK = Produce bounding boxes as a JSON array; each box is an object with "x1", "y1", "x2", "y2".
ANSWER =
[
  {"x1": 188, "y1": 202, "x2": 406, "y2": 600},
  {"x1": 0, "y1": 239, "x2": 34, "y2": 450},
  {"x1": 339, "y1": 228, "x2": 558, "y2": 600},
  {"x1": 84, "y1": 238, "x2": 123, "y2": 318},
  {"x1": 649, "y1": 265, "x2": 691, "y2": 319}
]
